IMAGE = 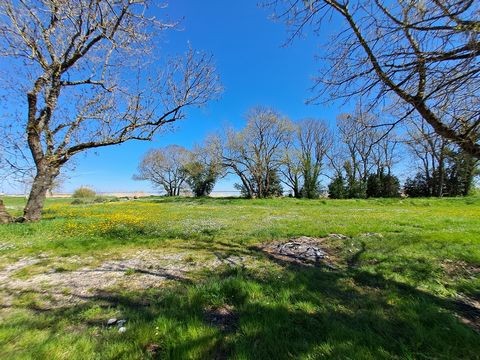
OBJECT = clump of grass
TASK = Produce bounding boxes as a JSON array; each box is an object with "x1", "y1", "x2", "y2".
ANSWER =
[{"x1": 124, "y1": 268, "x2": 137, "y2": 276}]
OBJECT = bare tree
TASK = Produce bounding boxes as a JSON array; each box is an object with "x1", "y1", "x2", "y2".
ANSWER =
[
  {"x1": 404, "y1": 118, "x2": 449, "y2": 196},
  {"x1": 269, "y1": 0, "x2": 480, "y2": 158},
  {"x1": 326, "y1": 105, "x2": 399, "y2": 197},
  {"x1": 221, "y1": 107, "x2": 293, "y2": 198},
  {"x1": 280, "y1": 119, "x2": 330, "y2": 198},
  {"x1": 337, "y1": 108, "x2": 378, "y2": 191},
  {"x1": 0, "y1": 0, "x2": 221, "y2": 221},
  {"x1": 134, "y1": 145, "x2": 190, "y2": 196}
]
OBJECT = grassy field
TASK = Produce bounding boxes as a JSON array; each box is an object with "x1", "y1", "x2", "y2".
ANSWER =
[{"x1": 0, "y1": 196, "x2": 479, "y2": 359}]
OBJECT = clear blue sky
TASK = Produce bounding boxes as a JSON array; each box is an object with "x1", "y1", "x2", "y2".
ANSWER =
[{"x1": 5, "y1": 0, "x2": 350, "y2": 194}]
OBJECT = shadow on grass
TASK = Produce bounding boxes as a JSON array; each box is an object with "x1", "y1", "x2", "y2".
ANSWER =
[{"x1": 1, "y1": 250, "x2": 479, "y2": 359}]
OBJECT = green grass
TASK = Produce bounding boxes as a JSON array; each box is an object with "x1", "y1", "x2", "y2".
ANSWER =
[{"x1": 0, "y1": 196, "x2": 479, "y2": 359}]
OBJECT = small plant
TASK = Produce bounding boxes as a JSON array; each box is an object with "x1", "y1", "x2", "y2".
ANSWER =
[
  {"x1": 124, "y1": 268, "x2": 137, "y2": 276},
  {"x1": 72, "y1": 187, "x2": 96, "y2": 198},
  {"x1": 71, "y1": 198, "x2": 87, "y2": 205}
]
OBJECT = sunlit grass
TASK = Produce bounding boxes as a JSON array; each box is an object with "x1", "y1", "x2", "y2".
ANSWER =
[{"x1": 0, "y1": 196, "x2": 479, "y2": 359}]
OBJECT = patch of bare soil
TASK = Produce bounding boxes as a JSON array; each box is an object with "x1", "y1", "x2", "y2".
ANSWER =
[
  {"x1": 440, "y1": 259, "x2": 480, "y2": 331},
  {"x1": 204, "y1": 304, "x2": 238, "y2": 332},
  {"x1": 453, "y1": 295, "x2": 480, "y2": 332},
  {"x1": 441, "y1": 259, "x2": 480, "y2": 279},
  {"x1": 145, "y1": 343, "x2": 162, "y2": 356},
  {"x1": 0, "y1": 251, "x2": 247, "y2": 308},
  {"x1": 259, "y1": 235, "x2": 344, "y2": 268}
]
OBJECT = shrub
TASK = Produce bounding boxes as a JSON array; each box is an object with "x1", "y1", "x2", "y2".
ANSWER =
[
  {"x1": 71, "y1": 198, "x2": 87, "y2": 205},
  {"x1": 72, "y1": 187, "x2": 96, "y2": 198}
]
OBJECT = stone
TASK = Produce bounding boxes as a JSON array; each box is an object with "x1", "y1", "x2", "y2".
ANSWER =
[
  {"x1": 117, "y1": 319, "x2": 127, "y2": 326},
  {"x1": 0, "y1": 200, "x2": 13, "y2": 224},
  {"x1": 328, "y1": 233, "x2": 348, "y2": 239},
  {"x1": 118, "y1": 326, "x2": 127, "y2": 333},
  {"x1": 260, "y1": 236, "x2": 337, "y2": 269},
  {"x1": 107, "y1": 318, "x2": 117, "y2": 326}
]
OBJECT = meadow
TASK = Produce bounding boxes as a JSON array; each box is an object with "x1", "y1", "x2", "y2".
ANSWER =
[{"x1": 0, "y1": 196, "x2": 479, "y2": 359}]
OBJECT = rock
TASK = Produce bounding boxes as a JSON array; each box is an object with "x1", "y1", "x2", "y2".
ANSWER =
[
  {"x1": 107, "y1": 318, "x2": 117, "y2": 326},
  {"x1": 260, "y1": 236, "x2": 337, "y2": 269},
  {"x1": 328, "y1": 233, "x2": 348, "y2": 239},
  {"x1": 361, "y1": 232, "x2": 383, "y2": 238},
  {"x1": 0, "y1": 200, "x2": 13, "y2": 224},
  {"x1": 117, "y1": 319, "x2": 127, "y2": 326},
  {"x1": 118, "y1": 326, "x2": 126, "y2": 333}
]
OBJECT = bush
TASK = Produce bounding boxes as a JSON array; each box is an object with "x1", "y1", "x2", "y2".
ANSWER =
[
  {"x1": 71, "y1": 198, "x2": 87, "y2": 205},
  {"x1": 72, "y1": 187, "x2": 96, "y2": 198}
]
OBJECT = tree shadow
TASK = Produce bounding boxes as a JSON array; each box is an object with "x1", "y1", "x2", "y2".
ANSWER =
[{"x1": 1, "y1": 249, "x2": 479, "y2": 359}]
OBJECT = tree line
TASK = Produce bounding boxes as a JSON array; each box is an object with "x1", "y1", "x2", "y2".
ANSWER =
[
  {"x1": 135, "y1": 106, "x2": 479, "y2": 198},
  {"x1": 0, "y1": 0, "x2": 478, "y2": 221}
]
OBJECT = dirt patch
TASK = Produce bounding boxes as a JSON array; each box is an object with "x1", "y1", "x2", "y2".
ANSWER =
[
  {"x1": 259, "y1": 236, "x2": 343, "y2": 268},
  {"x1": 441, "y1": 259, "x2": 480, "y2": 279},
  {"x1": 204, "y1": 304, "x2": 238, "y2": 332},
  {"x1": 453, "y1": 295, "x2": 480, "y2": 332},
  {"x1": 0, "y1": 251, "x2": 246, "y2": 308},
  {"x1": 145, "y1": 343, "x2": 162, "y2": 356}
]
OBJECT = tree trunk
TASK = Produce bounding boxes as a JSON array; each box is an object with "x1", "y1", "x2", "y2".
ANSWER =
[
  {"x1": 0, "y1": 199, "x2": 13, "y2": 224},
  {"x1": 22, "y1": 165, "x2": 58, "y2": 222},
  {"x1": 293, "y1": 183, "x2": 300, "y2": 198}
]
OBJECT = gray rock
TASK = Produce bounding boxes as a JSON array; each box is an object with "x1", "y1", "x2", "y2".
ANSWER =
[
  {"x1": 118, "y1": 326, "x2": 127, "y2": 333},
  {"x1": 117, "y1": 319, "x2": 127, "y2": 326},
  {"x1": 107, "y1": 318, "x2": 117, "y2": 326},
  {"x1": 328, "y1": 233, "x2": 348, "y2": 239}
]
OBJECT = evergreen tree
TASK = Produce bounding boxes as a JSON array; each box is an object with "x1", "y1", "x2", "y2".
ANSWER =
[{"x1": 328, "y1": 175, "x2": 346, "y2": 199}]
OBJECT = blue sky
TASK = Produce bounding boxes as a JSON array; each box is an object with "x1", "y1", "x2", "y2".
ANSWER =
[{"x1": 3, "y1": 0, "x2": 350, "y2": 194}]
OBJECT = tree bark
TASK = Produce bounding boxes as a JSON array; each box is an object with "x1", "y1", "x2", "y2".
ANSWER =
[
  {"x1": 0, "y1": 199, "x2": 13, "y2": 224},
  {"x1": 22, "y1": 165, "x2": 59, "y2": 222}
]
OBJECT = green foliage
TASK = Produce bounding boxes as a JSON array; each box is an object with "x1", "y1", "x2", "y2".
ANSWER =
[
  {"x1": 344, "y1": 161, "x2": 367, "y2": 198},
  {"x1": 366, "y1": 172, "x2": 400, "y2": 198},
  {"x1": 182, "y1": 161, "x2": 218, "y2": 197},
  {"x1": 235, "y1": 170, "x2": 284, "y2": 198},
  {"x1": 328, "y1": 175, "x2": 346, "y2": 199},
  {"x1": 265, "y1": 170, "x2": 284, "y2": 197},
  {"x1": 405, "y1": 148, "x2": 478, "y2": 198},
  {"x1": 71, "y1": 198, "x2": 87, "y2": 205},
  {"x1": 72, "y1": 187, "x2": 96, "y2": 198},
  {"x1": 71, "y1": 196, "x2": 117, "y2": 205},
  {"x1": 300, "y1": 156, "x2": 321, "y2": 199},
  {"x1": 404, "y1": 173, "x2": 431, "y2": 197}
]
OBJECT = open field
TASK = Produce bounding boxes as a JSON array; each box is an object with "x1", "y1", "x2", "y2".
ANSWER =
[{"x1": 0, "y1": 196, "x2": 479, "y2": 359}]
